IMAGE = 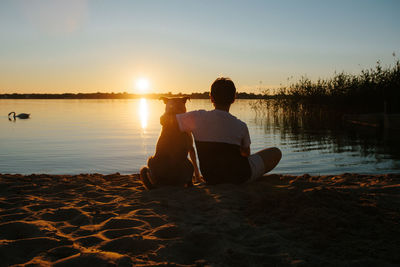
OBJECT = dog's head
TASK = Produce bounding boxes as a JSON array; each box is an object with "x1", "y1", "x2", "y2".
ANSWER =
[{"x1": 160, "y1": 97, "x2": 189, "y2": 114}]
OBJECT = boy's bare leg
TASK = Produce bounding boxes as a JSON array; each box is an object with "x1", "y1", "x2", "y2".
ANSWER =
[{"x1": 255, "y1": 147, "x2": 282, "y2": 174}]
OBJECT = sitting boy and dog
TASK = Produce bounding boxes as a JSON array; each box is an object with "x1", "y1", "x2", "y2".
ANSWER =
[{"x1": 140, "y1": 77, "x2": 282, "y2": 188}]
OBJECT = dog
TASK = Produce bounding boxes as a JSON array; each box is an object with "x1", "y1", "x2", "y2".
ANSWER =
[{"x1": 140, "y1": 97, "x2": 201, "y2": 189}]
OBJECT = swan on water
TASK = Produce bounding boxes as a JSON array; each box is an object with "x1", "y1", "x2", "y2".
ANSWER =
[{"x1": 8, "y1": 112, "x2": 30, "y2": 119}]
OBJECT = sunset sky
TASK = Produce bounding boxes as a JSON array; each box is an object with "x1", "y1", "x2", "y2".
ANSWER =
[{"x1": 0, "y1": 0, "x2": 399, "y2": 94}]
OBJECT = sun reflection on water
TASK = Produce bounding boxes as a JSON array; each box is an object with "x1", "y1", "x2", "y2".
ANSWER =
[{"x1": 139, "y1": 98, "x2": 148, "y2": 129}]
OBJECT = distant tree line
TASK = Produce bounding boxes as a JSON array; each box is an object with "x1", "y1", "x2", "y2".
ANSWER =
[
  {"x1": 0, "y1": 91, "x2": 267, "y2": 100},
  {"x1": 4, "y1": 57, "x2": 398, "y2": 113}
]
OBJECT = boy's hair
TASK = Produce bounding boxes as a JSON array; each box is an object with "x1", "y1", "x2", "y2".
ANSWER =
[{"x1": 210, "y1": 77, "x2": 236, "y2": 105}]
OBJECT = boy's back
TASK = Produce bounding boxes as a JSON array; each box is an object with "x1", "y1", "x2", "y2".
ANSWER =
[{"x1": 177, "y1": 109, "x2": 251, "y2": 184}]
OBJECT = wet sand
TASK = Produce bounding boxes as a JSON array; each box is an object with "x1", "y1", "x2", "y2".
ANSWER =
[{"x1": 0, "y1": 173, "x2": 399, "y2": 266}]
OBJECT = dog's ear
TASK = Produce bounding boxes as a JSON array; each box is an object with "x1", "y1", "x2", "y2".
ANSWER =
[
  {"x1": 181, "y1": 97, "x2": 190, "y2": 103},
  {"x1": 159, "y1": 97, "x2": 169, "y2": 104}
]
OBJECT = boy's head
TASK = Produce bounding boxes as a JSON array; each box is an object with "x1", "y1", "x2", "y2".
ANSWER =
[{"x1": 210, "y1": 77, "x2": 236, "y2": 105}]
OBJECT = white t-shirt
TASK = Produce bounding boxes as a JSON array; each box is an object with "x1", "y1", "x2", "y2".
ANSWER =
[
  {"x1": 176, "y1": 109, "x2": 251, "y2": 148},
  {"x1": 176, "y1": 109, "x2": 252, "y2": 184}
]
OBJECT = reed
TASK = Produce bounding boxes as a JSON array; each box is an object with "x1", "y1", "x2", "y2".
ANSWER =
[{"x1": 271, "y1": 56, "x2": 400, "y2": 113}]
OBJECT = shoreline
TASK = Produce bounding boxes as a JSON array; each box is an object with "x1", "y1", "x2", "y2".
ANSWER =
[{"x1": 1, "y1": 173, "x2": 399, "y2": 266}]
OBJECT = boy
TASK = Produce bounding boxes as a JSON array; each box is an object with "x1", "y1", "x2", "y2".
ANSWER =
[{"x1": 172, "y1": 77, "x2": 282, "y2": 184}]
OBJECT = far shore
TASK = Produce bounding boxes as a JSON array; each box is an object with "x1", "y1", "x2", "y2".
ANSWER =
[
  {"x1": 0, "y1": 172, "x2": 399, "y2": 266},
  {"x1": 0, "y1": 92, "x2": 267, "y2": 100}
]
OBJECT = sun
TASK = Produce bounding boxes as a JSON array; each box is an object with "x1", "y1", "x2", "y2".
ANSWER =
[{"x1": 135, "y1": 78, "x2": 150, "y2": 93}]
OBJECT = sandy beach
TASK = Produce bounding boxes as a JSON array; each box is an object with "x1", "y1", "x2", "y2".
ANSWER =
[{"x1": 0, "y1": 173, "x2": 399, "y2": 266}]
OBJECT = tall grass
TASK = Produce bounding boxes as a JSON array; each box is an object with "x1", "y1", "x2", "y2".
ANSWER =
[
  {"x1": 272, "y1": 57, "x2": 400, "y2": 113},
  {"x1": 249, "y1": 57, "x2": 400, "y2": 160}
]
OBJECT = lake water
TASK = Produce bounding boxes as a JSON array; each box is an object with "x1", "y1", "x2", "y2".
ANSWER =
[{"x1": 1, "y1": 99, "x2": 399, "y2": 175}]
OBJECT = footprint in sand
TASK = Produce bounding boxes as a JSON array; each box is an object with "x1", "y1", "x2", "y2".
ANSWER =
[
  {"x1": 75, "y1": 235, "x2": 105, "y2": 247},
  {"x1": 41, "y1": 208, "x2": 91, "y2": 226},
  {"x1": 101, "y1": 218, "x2": 145, "y2": 230},
  {"x1": 45, "y1": 246, "x2": 80, "y2": 262},
  {"x1": 0, "y1": 221, "x2": 43, "y2": 240},
  {"x1": 102, "y1": 228, "x2": 143, "y2": 239},
  {"x1": 0, "y1": 237, "x2": 71, "y2": 266},
  {"x1": 151, "y1": 224, "x2": 181, "y2": 239},
  {"x1": 99, "y1": 236, "x2": 159, "y2": 255}
]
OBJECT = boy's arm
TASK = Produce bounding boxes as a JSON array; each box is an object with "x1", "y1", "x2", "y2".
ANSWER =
[
  {"x1": 189, "y1": 147, "x2": 203, "y2": 182},
  {"x1": 175, "y1": 111, "x2": 198, "y2": 133},
  {"x1": 240, "y1": 124, "x2": 251, "y2": 157}
]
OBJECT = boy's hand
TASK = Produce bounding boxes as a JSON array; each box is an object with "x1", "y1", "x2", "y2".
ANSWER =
[
  {"x1": 240, "y1": 146, "x2": 250, "y2": 157},
  {"x1": 193, "y1": 174, "x2": 205, "y2": 184}
]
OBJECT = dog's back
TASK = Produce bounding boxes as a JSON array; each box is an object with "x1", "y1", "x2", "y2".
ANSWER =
[
  {"x1": 147, "y1": 97, "x2": 194, "y2": 186},
  {"x1": 155, "y1": 120, "x2": 192, "y2": 161}
]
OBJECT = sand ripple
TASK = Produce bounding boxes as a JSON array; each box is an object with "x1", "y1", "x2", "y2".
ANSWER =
[{"x1": 0, "y1": 173, "x2": 399, "y2": 266}]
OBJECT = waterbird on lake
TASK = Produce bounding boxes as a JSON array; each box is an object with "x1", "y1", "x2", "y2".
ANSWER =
[{"x1": 8, "y1": 112, "x2": 30, "y2": 120}]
